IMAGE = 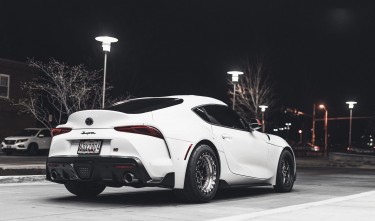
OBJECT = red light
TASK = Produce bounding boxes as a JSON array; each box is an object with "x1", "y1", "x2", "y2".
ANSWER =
[
  {"x1": 113, "y1": 164, "x2": 135, "y2": 169},
  {"x1": 51, "y1": 128, "x2": 72, "y2": 137},
  {"x1": 114, "y1": 126, "x2": 164, "y2": 139},
  {"x1": 184, "y1": 144, "x2": 193, "y2": 160}
]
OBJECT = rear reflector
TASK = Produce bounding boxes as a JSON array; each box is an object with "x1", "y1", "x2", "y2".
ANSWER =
[
  {"x1": 184, "y1": 144, "x2": 193, "y2": 160},
  {"x1": 113, "y1": 164, "x2": 135, "y2": 169},
  {"x1": 114, "y1": 125, "x2": 164, "y2": 139},
  {"x1": 51, "y1": 128, "x2": 72, "y2": 137}
]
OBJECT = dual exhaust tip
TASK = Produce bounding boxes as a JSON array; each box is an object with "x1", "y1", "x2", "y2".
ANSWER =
[
  {"x1": 51, "y1": 170, "x2": 138, "y2": 184},
  {"x1": 124, "y1": 173, "x2": 138, "y2": 184},
  {"x1": 51, "y1": 170, "x2": 58, "y2": 181}
]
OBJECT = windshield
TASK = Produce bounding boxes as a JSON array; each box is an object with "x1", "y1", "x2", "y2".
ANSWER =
[
  {"x1": 107, "y1": 98, "x2": 183, "y2": 114},
  {"x1": 15, "y1": 129, "x2": 39, "y2": 137}
]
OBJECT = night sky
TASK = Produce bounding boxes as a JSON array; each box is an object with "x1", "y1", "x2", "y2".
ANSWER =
[{"x1": 1, "y1": 0, "x2": 375, "y2": 143}]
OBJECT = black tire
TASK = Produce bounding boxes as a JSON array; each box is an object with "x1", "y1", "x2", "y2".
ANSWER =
[
  {"x1": 27, "y1": 143, "x2": 39, "y2": 156},
  {"x1": 174, "y1": 144, "x2": 219, "y2": 203},
  {"x1": 64, "y1": 182, "x2": 106, "y2": 197},
  {"x1": 274, "y1": 150, "x2": 295, "y2": 192}
]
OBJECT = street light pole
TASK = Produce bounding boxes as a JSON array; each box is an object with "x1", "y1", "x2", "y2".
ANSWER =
[
  {"x1": 102, "y1": 51, "x2": 108, "y2": 109},
  {"x1": 346, "y1": 101, "x2": 357, "y2": 148},
  {"x1": 233, "y1": 84, "x2": 236, "y2": 110},
  {"x1": 259, "y1": 105, "x2": 268, "y2": 133},
  {"x1": 95, "y1": 36, "x2": 118, "y2": 109},
  {"x1": 227, "y1": 71, "x2": 243, "y2": 110},
  {"x1": 312, "y1": 104, "x2": 316, "y2": 146},
  {"x1": 319, "y1": 104, "x2": 328, "y2": 157}
]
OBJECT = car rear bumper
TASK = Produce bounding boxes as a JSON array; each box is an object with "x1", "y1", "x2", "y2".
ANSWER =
[{"x1": 46, "y1": 156, "x2": 174, "y2": 188}]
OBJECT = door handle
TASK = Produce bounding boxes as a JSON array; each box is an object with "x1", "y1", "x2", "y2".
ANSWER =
[{"x1": 221, "y1": 134, "x2": 232, "y2": 140}]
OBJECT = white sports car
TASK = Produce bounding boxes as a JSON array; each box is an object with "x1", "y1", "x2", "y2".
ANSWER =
[{"x1": 47, "y1": 95, "x2": 296, "y2": 202}]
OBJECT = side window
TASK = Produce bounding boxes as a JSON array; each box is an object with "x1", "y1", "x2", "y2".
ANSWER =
[
  {"x1": 0, "y1": 74, "x2": 10, "y2": 98},
  {"x1": 192, "y1": 107, "x2": 211, "y2": 123},
  {"x1": 203, "y1": 105, "x2": 247, "y2": 130},
  {"x1": 39, "y1": 129, "x2": 51, "y2": 138}
]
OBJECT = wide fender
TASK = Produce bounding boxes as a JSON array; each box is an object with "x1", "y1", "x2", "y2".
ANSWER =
[{"x1": 166, "y1": 138, "x2": 195, "y2": 189}]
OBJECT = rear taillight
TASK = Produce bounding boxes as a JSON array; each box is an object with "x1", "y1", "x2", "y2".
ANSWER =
[
  {"x1": 51, "y1": 128, "x2": 72, "y2": 137},
  {"x1": 114, "y1": 126, "x2": 164, "y2": 139}
]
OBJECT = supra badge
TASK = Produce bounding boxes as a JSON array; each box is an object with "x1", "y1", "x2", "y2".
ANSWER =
[{"x1": 81, "y1": 131, "x2": 95, "y2": 135}]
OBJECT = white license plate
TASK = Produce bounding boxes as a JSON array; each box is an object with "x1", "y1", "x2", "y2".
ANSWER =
[{"x1": 77, "y1": 140, "x2": 102, "y2": 154}]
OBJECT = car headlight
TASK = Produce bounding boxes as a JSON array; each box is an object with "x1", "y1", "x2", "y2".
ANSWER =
[{"x1": 16, "y1": 139, "x2": 28, "y2": 143}]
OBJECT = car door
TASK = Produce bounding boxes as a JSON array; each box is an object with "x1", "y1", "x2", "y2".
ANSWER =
[
  {"x1": 37, "y1": 129, "x2": 52, "y2": 150},
  {"x1": 203, "y1": 105, "x2": 273, "y2": 179}
]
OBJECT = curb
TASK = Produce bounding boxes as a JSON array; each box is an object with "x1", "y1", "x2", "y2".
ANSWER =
[
  {"x1": 0, "y1": 175, "x2": 47, "y2": 184},
  {"x1": 0, "y1": 165, "x2": 46, "y2": 176}
]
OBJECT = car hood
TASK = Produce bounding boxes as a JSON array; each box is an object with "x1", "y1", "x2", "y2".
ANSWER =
[
  {"x1": 4, "y1": 136, "x2": 32, "y2": 140},
  {"x1": 267, "y1": 134, "x2": 290, "y2": 147}
]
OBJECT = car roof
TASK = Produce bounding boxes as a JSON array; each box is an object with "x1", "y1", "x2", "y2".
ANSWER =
[
  {"x1": 169, "y1": 95, "x2": 227, "y2": 107},
  {"x1": 127, "y1": 95, "x2": 227, "y2": 108}
]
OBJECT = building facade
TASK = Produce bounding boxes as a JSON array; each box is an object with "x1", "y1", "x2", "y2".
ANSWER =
[{"x1": 0, "y1": 58, "x2": 37, "y2": 141}]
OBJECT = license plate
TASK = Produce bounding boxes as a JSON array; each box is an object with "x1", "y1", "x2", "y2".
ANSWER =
[
  {"x1": 6, "y1": 146, "x2": 11, "y2": 149},
  {"x1": 77, "y1": 140, "x2": 102, "y2": 154}
]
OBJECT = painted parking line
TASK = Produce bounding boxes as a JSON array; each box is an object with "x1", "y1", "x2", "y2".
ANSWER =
[{"x1": 207, "y1": 190, "x2": 375, "y2": 221}]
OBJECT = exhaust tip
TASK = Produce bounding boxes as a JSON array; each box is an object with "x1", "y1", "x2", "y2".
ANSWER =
[
  {"x1": 51, "y1": 170, "x2": 58, "y2": 181},
  {"x1": 124, "y1": 173, "x2": 138, "y2": 184}
]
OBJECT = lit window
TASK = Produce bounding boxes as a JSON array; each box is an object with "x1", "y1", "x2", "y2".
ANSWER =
[{"x1": 0, "y1": 74, "x2": 10, "y2": 98}]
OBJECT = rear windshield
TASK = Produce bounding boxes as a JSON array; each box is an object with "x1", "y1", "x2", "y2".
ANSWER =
[{"x1": 107, "y1": 98, "x2": 183, "y2": 114}]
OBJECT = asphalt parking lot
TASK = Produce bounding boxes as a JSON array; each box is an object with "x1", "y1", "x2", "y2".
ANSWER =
[{"x1": 0, "y1": 167, "x2": 374, "y2": 221}]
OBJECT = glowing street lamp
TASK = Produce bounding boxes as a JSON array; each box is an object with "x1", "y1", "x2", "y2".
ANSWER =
[
  {"x1": 95, "y1": 36, "x2": 118, "y2": 108},
  {"x1": 227, "y1": 71, "x2": 244, "y2": 110},
  {"x1": 259, "y1": 105, "x2": 268, "y2": 133},
  {"x1": 298, "y1": 130, "x2": 303, "y2": 144},
  {"x1": 346, "y1": 101, "x2": 357, "y2": 148},
  {"x1": 319, "y1": 104, "x2": 328, "y2": 157}
]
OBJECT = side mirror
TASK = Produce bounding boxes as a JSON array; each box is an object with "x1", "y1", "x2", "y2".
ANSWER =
[
  {"x1": 249, "y1": 119, "x2": 262, "y2": 130},
  {"x1": 38, "y1": 134, "x2": 45, "y2": 138}
]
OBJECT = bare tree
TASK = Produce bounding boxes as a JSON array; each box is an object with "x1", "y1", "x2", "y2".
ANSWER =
[
  {"x1": 13, "y1": 58, "x2": 105, "y2": 129},
  {"x1": 228, "y1": 57, "x2": 276, "y2": 120}
]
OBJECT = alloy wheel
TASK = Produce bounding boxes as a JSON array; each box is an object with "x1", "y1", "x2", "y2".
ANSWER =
[{"x1": 195, "y1": 152, "x2": 217, "y2": 194}]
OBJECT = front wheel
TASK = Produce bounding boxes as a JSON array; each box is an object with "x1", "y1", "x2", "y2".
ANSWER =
[
  {"x1": 174, "y1": 144, "x2": 219, "y2": 203},
  {"x1": 274, "y1": 150, "x2": 295, "y2": 192},
  {"x1": 64, "y1": 182, "x2": 106, "y2": 197}
]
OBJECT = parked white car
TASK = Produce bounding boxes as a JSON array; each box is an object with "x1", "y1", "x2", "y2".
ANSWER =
[
  {"x1": 47, "y1": 95, "x2": 296, "y2": 202},
  {"x1": 1, "y1": 128, "x2": 52, "y2": 155}
]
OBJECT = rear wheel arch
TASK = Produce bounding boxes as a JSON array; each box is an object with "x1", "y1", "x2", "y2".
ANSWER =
[
  {"x1": 175, "y1": 141, "x2": 220, "y2": 202},
  {"x1": 194, "y1": 140, "x2": 221, "y2": 175}
]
